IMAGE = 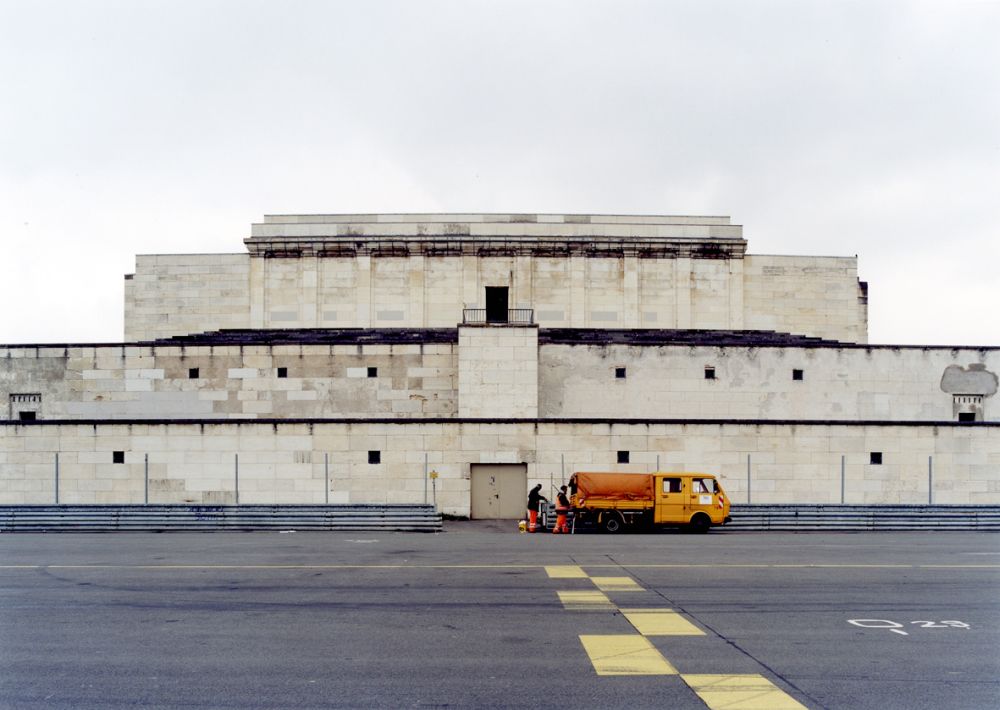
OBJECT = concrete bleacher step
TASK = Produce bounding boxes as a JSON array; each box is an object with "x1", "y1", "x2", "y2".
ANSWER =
[
  {"x1": 725, "y1": 504, "x2": 1000, "y2": 531},
  {"x1": 0, "y1": 504, "x2": 442, "y2": 533}
]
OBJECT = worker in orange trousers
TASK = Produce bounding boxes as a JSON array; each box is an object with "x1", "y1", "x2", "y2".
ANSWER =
[
  {"x1": 553, "y1": 485, "x2": 571, "y2": 534},
  {"x1": 526, "y1": 484, "x2": 547, "y2": 532}
]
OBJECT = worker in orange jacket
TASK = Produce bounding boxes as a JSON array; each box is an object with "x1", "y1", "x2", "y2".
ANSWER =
[{"x1": 553, "y1": 485, "x2": 571, "y2": 534}]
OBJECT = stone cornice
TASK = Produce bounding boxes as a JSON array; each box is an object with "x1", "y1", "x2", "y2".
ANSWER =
[{"x1": 244, "y1": 235, "x2": 747, "y2": 259}]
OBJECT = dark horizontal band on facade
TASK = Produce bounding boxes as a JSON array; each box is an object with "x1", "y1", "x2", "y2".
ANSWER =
[
  {"x1": 2, "y1": 328, "x2": 998, "y2": 351},
  {"x1": 242, "y1": 236, "x2": 748, "y2": 260},
  {"x1": 4, "y1": 417, "x2": 997, "y2": 428}
]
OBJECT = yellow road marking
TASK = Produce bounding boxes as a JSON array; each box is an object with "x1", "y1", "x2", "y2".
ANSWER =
[
  {"x1": 557, "y1": 590, "x2": 616, "y2": 611},
  {"x1": 590, "y1": 576, "x2": 643, "y2": 592},
  {"x1": 682, "y1": 674, "x2": 806, "y2": 709},
  {"x1": 580, "y1": 635, "x2": 677, "y2": 675},
  {"x1": 620, "y1": 608, "x2": 705, "y2": 636},
  {"x1": 545, "y1": 565, "x2": 588, "y2": 578}
]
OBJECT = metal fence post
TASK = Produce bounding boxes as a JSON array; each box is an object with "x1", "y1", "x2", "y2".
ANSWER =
[
  {"x1": 54, "y1": 452, "x2": 59, "y2": 505},
  {"x1": 746, "y1": 454, "x2": 751, "y2": 504},
  {"x1": 235, "y1": 453, "x2": 240, "y2": 506},
  {"x1": 145, "y1": 453, "x2": 149, "y2": 505},
  {"x1": 325, "y1": 453, "x2": 329, "y2": 505},
  {"x1": 841, "y1": 455, "x2": 845, "y2": 504},
  {"x1": 656, "y1": 454, "x2": 660, "y2": 472},
  {"x1": 928, "y1": 455, "x2": 933, "y2": 505},
  {"x1": 424, "y1": 453, "x2": 428, "y2": 504}
]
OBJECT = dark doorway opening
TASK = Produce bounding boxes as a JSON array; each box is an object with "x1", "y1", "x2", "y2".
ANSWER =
[{"x1": 485, "y1": 287, "x2": 509, "y2": 323}]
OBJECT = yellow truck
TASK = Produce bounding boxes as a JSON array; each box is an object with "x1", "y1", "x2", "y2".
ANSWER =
[{"x1": 568, "y1": 471, "x2": 731, "y2": 533}]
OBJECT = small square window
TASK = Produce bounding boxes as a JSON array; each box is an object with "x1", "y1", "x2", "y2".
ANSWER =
[
  {"x1": 18, "y1": 411, "x2": 37, "y2": 421},
  {"x1": 958, "y1": 412, "x2": 976, "y2": 422},
  {"x1": 188, "y1": 367, "x2": 200, "y2": 379},
  {"x1": 368, "y1": 450, "x2": 381, "y2": 464},
  {"x1": 113, "y1": 451, "x2": 125, "y2": 464},
  {"x1": 792, "y1": 369, "x2": 804, "y2": 381},
  {"x1": 704, "y1": 367, "x2": 716, "y2": 380},
  {"x1": 615, "y1": 367, "x2": 626, "y2": 379},
  {"x1": 367, "y1": 367, "x2": 378, "y2": 378},
  {"x1": 870, "y1": 452, "x2": 882, "y2": 465},
  {"x1": 277, "y1": 367, "x2": 288, "y2": 378},
  {"x1": 617, "y1": 450, "x2": 630, "y2": 464}
]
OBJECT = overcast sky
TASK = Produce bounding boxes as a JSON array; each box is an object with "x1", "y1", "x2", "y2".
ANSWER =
[{"x1": 2, "y1": 0, "x2": 998, "y2": 346}]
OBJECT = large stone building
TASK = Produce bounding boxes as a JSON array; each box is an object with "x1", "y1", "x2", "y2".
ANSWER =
[{"x1": 2, "y1": 214, "x2": 997, "y2": 514}]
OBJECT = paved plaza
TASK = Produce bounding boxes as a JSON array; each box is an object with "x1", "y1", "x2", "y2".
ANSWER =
[{"x1": 2, "y1": 527, "x2": 998, "y2": 709}]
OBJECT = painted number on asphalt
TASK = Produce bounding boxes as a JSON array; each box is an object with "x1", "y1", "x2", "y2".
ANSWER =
[{"x1": 848, "y1": 619, "x2": 971, "y2": 635}]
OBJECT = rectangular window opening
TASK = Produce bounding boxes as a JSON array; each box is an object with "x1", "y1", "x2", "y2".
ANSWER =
[
  {"x1": 18, "y1": 411, "x2": 37, "y2": 422},
  {"x1": 792, "y1": 369, "x2": 804, "y2": 381},
  {"x1": 368, "y1": 450, "x2": 381, "y2": 465},
  {"x1": 615, "y1": 367, "x2": 626, "y2": 379},
  {"x1": 869, "y1": 452, "x2": 883, "y2": 465},
  {"x1": 958, "y1": 412, "x2": 976, "y2": 422},
  {"x1": 277, "y1": 367, "x2": 288, "y2": 378},
  {"x1": 367, "y1": 367, "x2": 378, "y2": 378},
  {"x1": 704, "y1": 367, "x2": 716, "y2": 380},
  {"x1": 113, "y1": 451, "x2": 125, "y2": 464},
  {"x1": 188, "y1": 367, "x2": 200, "y2": 379},
  {"x1": 617, "y1": 450, "x2": 630, "y2": 464}
]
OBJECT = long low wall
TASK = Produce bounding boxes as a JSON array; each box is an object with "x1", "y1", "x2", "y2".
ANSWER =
[{"x1": 2, "y1": 420, "x2": 998, "y2": 514}]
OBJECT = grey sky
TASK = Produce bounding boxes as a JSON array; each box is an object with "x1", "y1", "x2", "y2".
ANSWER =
[{"x1": 2, "y1": 0, "x2": 998, "y2": 345}]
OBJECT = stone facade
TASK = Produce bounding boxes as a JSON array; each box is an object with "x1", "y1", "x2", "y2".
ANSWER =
[
  {"x1": 4, "y1": 337, "x2": 995, "y2": 424},
  {"x1": 0, "y1": 341, "x2": 458, "y2": 420},
  {"x1": 458, "y1": 326, "x2": 538, "y2": 418},
  {"x1": 2, "y1": 421, "x2": 997, "y2": 510},
  {"x1": 538, "y1": 341, "x2": 999, "y2": 421},
  {"x1": 2, "y1": 212, "x2": 996, "y2": 514},
  {"x1": 124, "y1": 214, "x2": 868, "y2": 343}
]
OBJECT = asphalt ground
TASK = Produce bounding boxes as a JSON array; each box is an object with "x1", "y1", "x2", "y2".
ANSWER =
[{"x1": 1, "y1": 524, "x2": 998, "y2": 709}]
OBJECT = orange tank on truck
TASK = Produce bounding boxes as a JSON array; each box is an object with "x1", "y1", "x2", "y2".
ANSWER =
[{"x1": 568, "y1": 472, "x2": 731, "y2": 533}]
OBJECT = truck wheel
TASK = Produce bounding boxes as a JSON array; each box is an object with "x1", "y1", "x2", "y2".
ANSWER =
[
  {"x1": 602, "y1": 513, "x2": 624, "y2": 534},
  {"x1": 689, "y1": 513, "x2": 711, "y2": 534}
]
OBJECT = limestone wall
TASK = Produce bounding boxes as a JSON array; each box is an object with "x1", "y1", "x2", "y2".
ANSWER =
[
  {"x1": 2, "y1": 421, "x2": 998, "y2": 509},
  {"x1": 126, "y1": 252, "x2": 865, "y2": 342},
  {"x1": 743, "y1": 255, "x2": 867, "y2": 343},
  {"x1": 458, "y1": 327, "x2": 538, "y2": 418},
  {"x1": 0, "y1": 344, "x2": 457, "y2": 420},
  {"x1": 539, "y1": 344, "x2": 1000, "y2": 421},
  {"x1": 5, "y1": 340, "x2": 998, "y2": 423},
  {"x1": 125, "y1": 254, "x2": 251, "y2": 341}
]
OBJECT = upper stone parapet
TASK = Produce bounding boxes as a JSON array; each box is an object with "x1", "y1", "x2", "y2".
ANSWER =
[{"x1": 246, "y1": 213, "x2": 745, "y2": 258}]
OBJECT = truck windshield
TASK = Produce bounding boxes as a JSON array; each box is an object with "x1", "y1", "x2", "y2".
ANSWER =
[{"x1": 692, "y1": 478, "x2": 717, "y2": 493}]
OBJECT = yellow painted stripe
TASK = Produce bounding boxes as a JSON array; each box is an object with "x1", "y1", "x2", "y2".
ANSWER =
[
  {"x1": 590, "y1": 576, "x2": 644, "y2": 592},
  {"x1": 682, "y1": 674, "x2": 806, "y2": 709},
  {"x1": 557, "y1": 590, "x2": 615, "y2": 611},
  {"x1": 545, "y1": 565, "x2": 588, "y2": 578},
  {"x1": 620, "y1": 608, "x2": 705, "y2": 636},
  {"x1": 580, "y1": 635, "x2": 677, "y2": 675}
]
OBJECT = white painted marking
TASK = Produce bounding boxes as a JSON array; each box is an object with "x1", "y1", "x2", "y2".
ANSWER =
[
  {"x1": 848, "y1": 619, "x2": 908, "y2": 635},
  {"x1": 849, "y1": 618, "x2": 971, "y2": 634}
]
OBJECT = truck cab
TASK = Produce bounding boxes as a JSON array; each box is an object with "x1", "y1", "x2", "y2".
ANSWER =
[{"x1": 654, "y1": 473, "x2": 731, "y2": 532}]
